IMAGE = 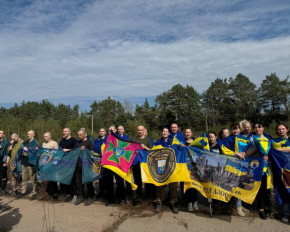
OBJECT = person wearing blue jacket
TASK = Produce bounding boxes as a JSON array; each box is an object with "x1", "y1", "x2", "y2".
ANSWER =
[
  {"x1": 116, "y1": 125, "x2": 130, "y2": 141},
  {"x1": 169, "y1": 123, "x2": 186, "y2": 144}
]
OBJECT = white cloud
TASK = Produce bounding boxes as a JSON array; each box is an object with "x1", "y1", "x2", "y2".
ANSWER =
[{"x1": 0, "y1": 0, "x2": 289, "y2": 107}]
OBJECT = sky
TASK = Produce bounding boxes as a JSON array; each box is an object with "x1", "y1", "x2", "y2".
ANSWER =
[{"x1": 1, "y1": 0, "x2": 290, "y2": 111}]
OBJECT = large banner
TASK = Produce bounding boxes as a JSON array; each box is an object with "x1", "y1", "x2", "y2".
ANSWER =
[
  {"x1": 33, "y1": 147, "x2": 101, "y2": 184},
  {"x1": 269, "y1": 148, "x2": 290, "y2": 204},
  {"x1": 138, "y1": 145, "x2": 192, "y2": 186},
  {"x1": 184, "y1": 146, "x2": 265, "y2": 204}
]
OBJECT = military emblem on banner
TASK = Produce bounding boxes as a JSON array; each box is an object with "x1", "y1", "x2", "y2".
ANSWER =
[
  {"x1": 38, "y1": 151, "x2": 53, "y2": 167},
  {"x1": 250, "y1": 160, "x2": 260, "y2": 170},
  {"x1": 147, "y1": 148, "x2": 176, "y2": 183}
]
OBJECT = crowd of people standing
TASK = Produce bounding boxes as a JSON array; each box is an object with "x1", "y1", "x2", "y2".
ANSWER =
[{"x1": 0, "y1": 120, "x2": 289, "y2": 224}]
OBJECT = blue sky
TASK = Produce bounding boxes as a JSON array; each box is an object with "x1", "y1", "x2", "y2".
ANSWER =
[{"x1": 1, "y1": 0, "x2": 290, "y2": 111}]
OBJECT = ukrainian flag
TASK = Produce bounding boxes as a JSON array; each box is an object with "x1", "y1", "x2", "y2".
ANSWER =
[
  {"x1": 272, "y1": 137, "x2": 290, "y2": 149},
  {"x1": 138, "y1": 145, "x2": 191, "y2": 186},
  {"x1": 189, "y1": 133, "x2": 210, "y2": 151},
  {"x1": 224, "y1": 159, "x2": 248, "y2": 176},
  {"x1": 222, "y1": 134, "x2": 251, "y2": 156},
  {"x1": 172, "y1": 134, "x2": 183, "y2": 145}
]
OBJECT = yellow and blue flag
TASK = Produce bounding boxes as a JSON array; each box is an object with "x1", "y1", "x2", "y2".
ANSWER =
[
  {"x1": 272, "y1": 137, "x2": 290, "y2": 149},
  {"x1": 137, "y1": 145, "x2": 191, "y2": 186},
  {"x1": 269, "y1": 148, "x2": 290, "y2": 204},
  {"x1": 184, "y1": 146, "x2": 265, "y2": 204},
  {"x1": 222, "y1": 134, "x2": 251, "y2": 156},
  {"x1": 189, "y1": 132, "x2": 210, "y2": 151},
  {"x1": 225, "y1": 159, "x2": 248, "y2": 176}
]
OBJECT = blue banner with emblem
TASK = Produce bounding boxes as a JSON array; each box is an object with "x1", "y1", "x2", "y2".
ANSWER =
[{"x1": 35, "y1": 147, "x2": 101, "y2": 184}]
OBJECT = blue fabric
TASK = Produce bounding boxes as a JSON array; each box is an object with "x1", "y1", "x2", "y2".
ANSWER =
[
  {"x1": 269, "y1": 148, "x2": 290, "y2": 204},
  {"x1": 155, "y1": 137, "x2": 172, "y2": 147},
  {"x1": 36, "y1": 147, "x2": 101, "y2": 184},
  {"x1": 169, "y1": 131, "x2": 185, "y2": 144},
  {"x1": 13, "y1": 139, "x2": 39, "y2": 179},
  {"x1": 148, "y1": 136, "x2": 155, "y2": 146},
  {"x1": 94, "y1": 136, "x2": 107, "y2": 156},
  {"x1": 239, "y1": 132, "x2": 253, "y2": 140},
  {"x1": 0, "y1": 138, "x2": 10, "y2": 162},
  {"x1": 116, "y1": 133, "x2": 130, "y2": 141},
  {"x1": 217, "y1": 138, "x2": 224, "y2": 148}
]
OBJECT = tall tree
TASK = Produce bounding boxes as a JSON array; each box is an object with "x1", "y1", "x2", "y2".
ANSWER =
[{"x1": 228, "y1": 73, "x2": 258, "y2": 119}]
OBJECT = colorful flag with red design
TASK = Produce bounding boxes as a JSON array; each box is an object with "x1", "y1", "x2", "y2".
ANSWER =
[{"x1": 101, "y1": 133, "x2": 142, "y2": 190}]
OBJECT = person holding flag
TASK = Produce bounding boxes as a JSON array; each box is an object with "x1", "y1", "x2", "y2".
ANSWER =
[
  {"x1": 181, "y1": 128, "x2": 199, "y2": 212},
  {"x1": 154, "y1": 128, "x2": 179, "y2": 214},
  {"x1": 271, "y1": 123, "x2": 290, "y2": 223},
  {"x1": 72, "y1": 128, "x2": 95, "y2": 206},
  {"x1": 8, "y1": 133, "x2": 23, "y2": 197},
  {"x1": 116, "y1": 125, "x2": 130, "y2": 141},
  {"x1": 169, "y1": 123, "x2": 185, "y2": 145},
  {"x1": 94, "y1": 128, "x2": 107, "y2": 199},
  {"x1": 104, "y1": 126, "x2": 127, "y2": 206},
  {"x1": 246, "y1": 123, "x2": 273, "y2": 220},
  {"x1": 222, "y1": 123, "x2": 252, "y2": 217},
  {"x1": 131, "y1": 126, "x2": 153, "y2": 202},
  {"x1": 16, "y1": 130, "x2": 39, "y2": 201},
  {"x1": 59, "y1": 127, "x2": 77, "y2": 202}
]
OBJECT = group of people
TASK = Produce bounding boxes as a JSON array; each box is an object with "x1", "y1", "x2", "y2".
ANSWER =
[{"x1": 0, "y1": 120, "x2": 289, "y2": 223}]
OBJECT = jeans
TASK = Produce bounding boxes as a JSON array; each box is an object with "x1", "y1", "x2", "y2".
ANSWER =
[{"x1": 236, "y1": 198, "x2": 242, "y2": 208}]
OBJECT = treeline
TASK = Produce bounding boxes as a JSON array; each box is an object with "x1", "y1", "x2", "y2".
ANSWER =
[{"x1": 0, "y1": 73, "x2": 289, "y2": 144}]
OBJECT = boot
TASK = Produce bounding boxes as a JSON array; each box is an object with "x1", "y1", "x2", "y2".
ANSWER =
[
  {"x1": 155, "y1": 202, "x2": 162, "y2": 213},
  {"x1": 237, "y1": 207, "x2": 245, "y2": 217},
  {"x1": 171, "y1": 202, "x2": 179, "y2": 214}
]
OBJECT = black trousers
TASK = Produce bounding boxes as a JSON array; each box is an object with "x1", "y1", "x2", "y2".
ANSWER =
[
  {"x1": 46, "y1": 181, "x2": 58, "y2": 195},
  {"x1": 105, "y1": 169, "x2": 126, "y2": 202},
  {"x1": 72, "y1": 166, "x2": 95, "y2": 199},
  {"x1": 180, "y1": 182, "x2": 198, "y2": 204},
  {"x1": 256, "y1": 175, "x2": 271, "y2": 210},
  {"x1": 60, "y1": 183, "x2": 72, "y2": 195},
  {"x1": 0, "y1": 166, "x2": 7, "y2": 190},
  {"x1": 132, "y1": 164, "x2": 143, "y2": 196}
]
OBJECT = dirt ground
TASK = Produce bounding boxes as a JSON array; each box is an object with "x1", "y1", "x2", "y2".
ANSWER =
[{"x1": 0, "y1": 183, "x2": 290, "y2": 232}]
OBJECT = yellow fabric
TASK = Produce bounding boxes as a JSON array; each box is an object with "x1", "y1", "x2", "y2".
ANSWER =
[
  {"x1": 103, "y1": 165, "x2": 137, "y2": 190},
  {"x1": 189, "y1": 137, "x2": 210, "y2": 151},
  {"x1": 184, "y1": 179, "x2": 262, "y2": 204},
  {"x1": 172, "y1": 136, "x2": 181, "y2": 145},
  {"x1": 151, "y1": 145, "x2": 164, "y2": 150},
  {"x1": 224, "y1": 165, "x2": 247, "y2": 176},
  {"x1": 272, "y1": 140, "x2": 289, "y2": 149},
  {"x1": 140, "y1": 163, "x2": 191, "y2": 186},
  {"x1": 266, "y1": 166, "x2": 273, "y2": 189},
  {"x1": 221, "y1": 144, "x2": 235, "y2": 155}
]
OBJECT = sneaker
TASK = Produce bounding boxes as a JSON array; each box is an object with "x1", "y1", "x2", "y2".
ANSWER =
[
  {"x1": 71, "y1": 195, "x2": 78, "y2": 204},
  {"x1": 282, "y1": 214, "x2": 289, "y2": 223},
  {"x1": 30, "y1": 194, "x2": 37, "y2": 201},
  {"x1": 193, "y1": 201, "x2": 199, "y2": 210},
  {"x1": 53, "y1": 194, "x2": 58, "y2": 200},
  {"x1": 155, "y1": 202, "x2": 162, "y2": 213},
  {"x1": 259, "y1": 211, "x2": 268, "y2": 220},
  {"x1": 84, "y1": 198, "x2": 94, "y2": 206},
  {"x1": 188, "y1": 202, "x2": 193, "y2": 212},
  {"x1": 64, "y1": 195, "x2": 72, "y2": 202},
  {"x1": 74, "y1": 197, "x2": 84, "y2": 205},
  {"x1": 171, "y1": 202, "x2": 179, "y2": 214},
  {"x1": 237, "y1": 207, "x2": 245, "y2": 217}
]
